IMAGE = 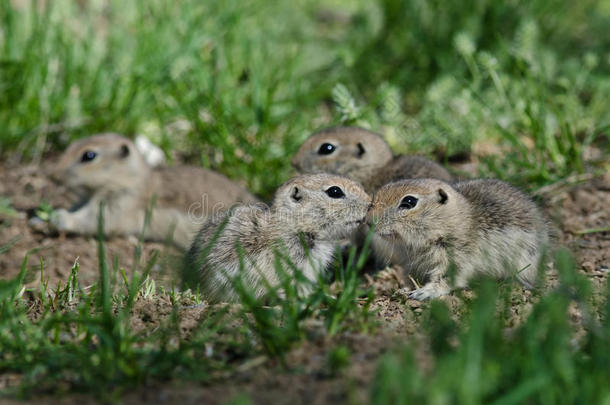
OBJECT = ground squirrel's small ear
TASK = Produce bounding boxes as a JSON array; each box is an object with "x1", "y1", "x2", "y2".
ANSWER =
[
  {"x1": 356, "y1": 142, "x2": 365, "y2": 157},
  {"x1": 119, "y1": 144, "x2": 130, "y2": 158},
  {"x1": 438, "y1": 188, "x2": 448, "y2": 204},
  {"x1": 291, "y1": 186, "x2": 302, "y2": 202}
]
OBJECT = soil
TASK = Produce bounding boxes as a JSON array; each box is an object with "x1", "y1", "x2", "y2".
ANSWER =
[{"x1": 0, "y1": 163, "x2": 608, "y2": 405}]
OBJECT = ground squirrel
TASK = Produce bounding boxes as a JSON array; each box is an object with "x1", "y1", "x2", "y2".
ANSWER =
[
  {"x1": 48, "y1": 133, "x2": 259, "y2": 249},
  {"x1": 185, "y1": 174, "x2": 371, "y2": 302},
  {"x1": 367, "y1": 178, "x2": 549, "y2": 300},
  {"x1": 291, "y1": 126, "x2": 454, "y2": 193}
]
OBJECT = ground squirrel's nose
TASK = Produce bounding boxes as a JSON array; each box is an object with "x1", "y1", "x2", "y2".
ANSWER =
[{"x1": 366, "y1": 201, "x2": 385, "y2": 226}]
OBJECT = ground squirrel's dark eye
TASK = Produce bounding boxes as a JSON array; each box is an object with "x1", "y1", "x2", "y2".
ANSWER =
[
  {"x1": 81, "y1": 150, "x2": 97, "y2": 163},
  {"x1": 119, "y1": 144, "x2": 130, "y2": 158},
  {"x1": 318, "y1": 143, "x2": 336, "y2": 155},
  {"x1": 325, "y1": 186, "x2": 345, "y2": 199},
  {"x1": 399, "y1": 195, "x2": 418, "y2": 209},
  {"x1": 357, "y1": 142, "x2": 365, "y2": 157}
]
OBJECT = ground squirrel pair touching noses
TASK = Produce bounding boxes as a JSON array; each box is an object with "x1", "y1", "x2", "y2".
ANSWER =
[
  {"x1": 188, "y1": 126, "x2": 548, "y2": 301},
  {"x1": 187, "y1": 174, "x2": 549, "y2": 302},
  {"x1": 289, "y1": 126, "x2": 549, "y2": 300},
  {"x1": 49, "y1": 133, "x2": 258, "y2": 250}
]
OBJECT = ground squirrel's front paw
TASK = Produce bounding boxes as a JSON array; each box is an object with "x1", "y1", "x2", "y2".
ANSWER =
[
  {"x1": 49, "y1": 209, "x2": 73, "y2": 232},
  {"x1": 28, "y1": 216, "x2": 53, "y2": 234},
  {"x1": 407, "y1": 282, "x2": 450, "y2": 301}
]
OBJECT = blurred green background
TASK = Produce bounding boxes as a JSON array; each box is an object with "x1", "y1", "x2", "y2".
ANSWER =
[{"x1": 1, "y1": 0, "x2": 609, "y2": 197}]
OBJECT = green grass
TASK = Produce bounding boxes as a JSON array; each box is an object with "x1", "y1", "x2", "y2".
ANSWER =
[
  {"x1": 0, "y1": 209, "x2": 377, "y2": 399},
  {"x1": 1, "y1": 225, "x2": 609, "y2": 402},
  {"x1": 1, "y1": 0, "x2": 610, "y2": 403},
  {"x1": 0, "y1": 197, "x2": 18, "y2": 219},
  {"x1": 1, "y1": 0, "x2": 609, "y2": 195},
  {"x1": 230, "y1": 237, "x2": 375, "y2": 360},
  {"x1": 371, "y1": 250, "x2": 610, "y2": 404}
]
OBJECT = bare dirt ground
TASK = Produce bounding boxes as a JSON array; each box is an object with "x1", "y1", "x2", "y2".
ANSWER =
[{"x1": 1, "y1": 163, "x2": 608, "y2": 404}]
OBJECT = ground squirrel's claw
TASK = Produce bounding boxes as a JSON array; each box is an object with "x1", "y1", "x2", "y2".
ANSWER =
[
  {"x1": 28, "y1": 216, "x2": 50, "y2": 234},
  {"x1": 407, "y1": 283, "x2": 450, "y2": 301},
  {"x1": 28, "y1": 216, "x2": 44, "y2": 228},
  {"x1": 407, "y1": 289, "x2": 431, "y2": 301},
  {"x1": 27, "y1": 210, "x2": 70, "y2": 233}
]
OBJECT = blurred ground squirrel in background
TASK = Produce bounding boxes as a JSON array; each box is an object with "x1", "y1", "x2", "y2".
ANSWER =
[
  {"x1": 367, "y1": 178, "x2": 550, "y2": 300},
  {"x1": 47, "y1": 133, "x2": 259, "y2": 250},
  {"x1": 292, "y1": 126, "x2": 454, "y2": 193},
  {"x1": 185, "y1": 174, "x2": 371, "y2": 302}
]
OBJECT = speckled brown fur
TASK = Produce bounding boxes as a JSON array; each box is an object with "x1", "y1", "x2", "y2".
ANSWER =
[
  {"x1": 185, "y1": 174, "x2": 371, "y2": 302},
  {"x1": 292, "y1": 127, "x2": 454, "y2": 193},
  {"x1": 367, "y1": 178, "x2": 550, "y2": 300},
  {"x1": 49, "y1": 133, "x2": 259, "y2": 250}
]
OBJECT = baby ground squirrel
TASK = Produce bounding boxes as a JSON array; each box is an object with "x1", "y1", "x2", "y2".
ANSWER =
[
  {"x1": 49, "y1": 133, "x2": 259, "y2": 249},
  {"x1": 367, "y1": 178, "x2": 549, "y2": 300},
  {"x1": 291, "y1": 126, "x2": 454, "y2": 193},
  {"x1": 185, "y1": 174, "x2": 371, "y2": 302}
]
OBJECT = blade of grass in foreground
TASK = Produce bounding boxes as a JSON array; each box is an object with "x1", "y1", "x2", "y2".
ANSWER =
[{"x1": 96, "y1": 202, "x2": 111, "y2": 317}]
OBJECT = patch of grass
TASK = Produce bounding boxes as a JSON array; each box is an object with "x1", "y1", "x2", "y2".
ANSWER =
[
  {"x1": 33, "y1": 201, "x2": 54, "y2": 222},
  {"x1": 0, "y1": 216, "x2": 378, "y2": 398},
  {"x1": 371, "y1": 249, "x2": 610, "y2": 404},
  {"x1": 1, "y1": 1, "x2": 609, "y2": 195},
  {"x1": 327, "y1": 345, "x2": 351, "y2": 376},
  {"x1": 0, "y1": 0, "x2": 355, "y2": 195},
  {"x1": 0, "y1": 215, "x2": 198, "y2": 399},
  {"x1": 1, "y1": 207, "x2": 608, "y2": 403},
  {"x1": 231, "y1": 238, "x2": 376, "y2": 360},
  {"x1": 329, "y1": 26, "x2": 610, "y2": 188},
  {"x1": 0, "y1": 197, "x2": 18, "y2": 218}
]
